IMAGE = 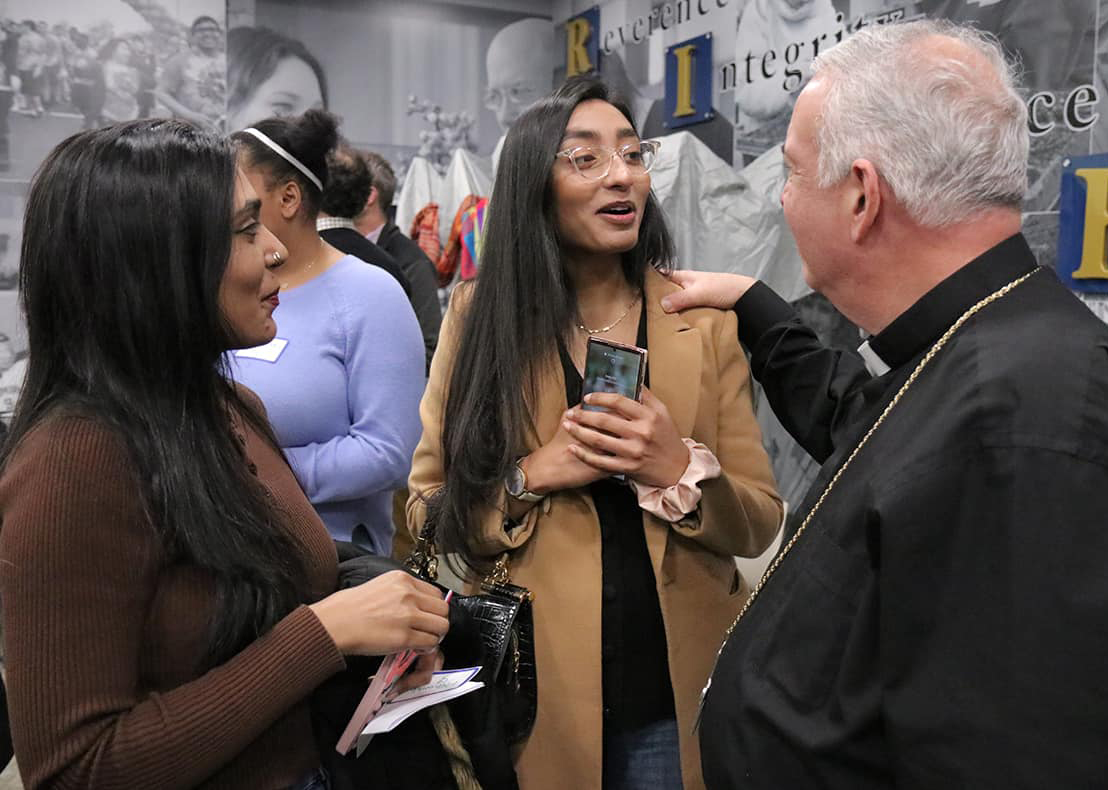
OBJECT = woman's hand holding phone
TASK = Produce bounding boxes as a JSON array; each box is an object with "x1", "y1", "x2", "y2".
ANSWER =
[
  {"x1": 519, "y1": 421, "x2": 611, "y2": 496},
  {"x1": 562, "y1": 387, "x2": 690, "y2": 488}
]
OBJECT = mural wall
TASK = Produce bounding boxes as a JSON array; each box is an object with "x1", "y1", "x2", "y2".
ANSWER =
[{"x1": 2, "y1": 0, "x2": 1105, "y2": 503}]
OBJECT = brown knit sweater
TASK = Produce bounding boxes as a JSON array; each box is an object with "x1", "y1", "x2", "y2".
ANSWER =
[{"x1": 0, "y1": 408, "x2": 347, "y2": 789}]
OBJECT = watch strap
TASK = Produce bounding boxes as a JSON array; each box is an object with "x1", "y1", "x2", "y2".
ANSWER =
[{"x1": 507, "y1": 459, "x2": 544, "y2": 503}]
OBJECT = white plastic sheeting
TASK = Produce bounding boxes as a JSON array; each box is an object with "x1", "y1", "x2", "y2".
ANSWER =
[
  {"x1": 394, "y1": 149, "x2": 493, "y2": 250},
  {"x1": 394, "y1": 156, "x2": 442, "y2": 241},
  {"x1": 649, "y1": 131, "x2": 811, "y2": 303},
  {"x1": 437, "y1": 149, "x2": 493, "y2": 246}
]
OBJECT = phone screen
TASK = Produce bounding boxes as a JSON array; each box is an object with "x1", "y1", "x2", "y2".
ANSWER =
[{"x1": 581, "y1": 338, "x2": 647, "y2": 412}]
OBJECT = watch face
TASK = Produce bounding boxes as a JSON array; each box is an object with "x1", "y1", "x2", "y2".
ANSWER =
[{"x1": 506, "y1": 464, "x2": 526, "y2": 497}]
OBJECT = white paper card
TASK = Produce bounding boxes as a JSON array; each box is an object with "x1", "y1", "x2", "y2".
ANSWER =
[
  {"x1": 233, "y1": 337, "x2": 288, "y2": 363},
  {"x1": 354, "y1": 667, "x2": 483, "y2": 756}
]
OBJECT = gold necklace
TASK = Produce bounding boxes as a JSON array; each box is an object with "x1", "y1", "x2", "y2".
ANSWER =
[
  {"x1": 575, "y1": 293, "x2": 640, "y2": 335},
  {"x1": 279, "y1": 257, "x2": 316, "y2": 291},
  {"x1": 694, "y1": 267, "x2": 1040, "y2": 726}
]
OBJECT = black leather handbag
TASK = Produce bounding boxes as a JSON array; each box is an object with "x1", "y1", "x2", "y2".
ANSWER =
[
  {"x1": 315, "y1": 540, "x2": 527, "y2": 790},
  {"x1": 406, "y1": 520, "x2": 537, "y2": 746}
]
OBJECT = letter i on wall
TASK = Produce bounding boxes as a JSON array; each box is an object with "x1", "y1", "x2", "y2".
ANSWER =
[
  {"x1": 565, "y1": 6, "x2": 601, "y2": 77},
  {"x1": 664, "y1": 33, "x2": 714, "y2": 129}
]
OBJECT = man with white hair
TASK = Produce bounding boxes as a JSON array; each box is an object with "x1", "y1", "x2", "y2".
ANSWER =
[{"x1": 664, "y1": 19, "x2": 1108, "y2": 787}]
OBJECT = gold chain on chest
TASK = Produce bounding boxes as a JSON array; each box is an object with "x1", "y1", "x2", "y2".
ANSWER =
[{"x1": 697, "y1": 267, "x2": 1039, "y2": 713}]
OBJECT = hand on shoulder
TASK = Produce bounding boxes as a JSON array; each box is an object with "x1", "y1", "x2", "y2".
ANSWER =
[{"x1": 661, "y1": 270, "x2": 759, "y2": 313}]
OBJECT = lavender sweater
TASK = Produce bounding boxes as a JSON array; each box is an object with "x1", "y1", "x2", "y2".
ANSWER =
[{"x1": 229, "y1": 255, "x2": 424, "y2": 553}]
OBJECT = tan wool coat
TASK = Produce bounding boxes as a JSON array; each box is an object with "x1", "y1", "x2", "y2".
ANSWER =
[{"x1": 408, "y1": 268, "x2": 783, "y2": 789}]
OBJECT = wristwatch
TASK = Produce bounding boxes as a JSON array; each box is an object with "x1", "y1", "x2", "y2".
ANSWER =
[{"x1": 505, "y1": 459, "x2": 544, "y2": 502}]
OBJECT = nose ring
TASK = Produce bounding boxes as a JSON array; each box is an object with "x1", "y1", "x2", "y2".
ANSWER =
[{"x1": 268, "y1": 251, "x2": 283, "y2": 266}]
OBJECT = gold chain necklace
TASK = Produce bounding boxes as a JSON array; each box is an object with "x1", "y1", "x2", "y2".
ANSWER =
[
  {"x1": 696, "y1": 267, "x2": 1039, "y2": 719},
  {"x1": 576, "y1": 293, "x2": 640, "y2": 335},
  {"x1": 279, "y1": 257, "x2": 316, "y2": 291}
]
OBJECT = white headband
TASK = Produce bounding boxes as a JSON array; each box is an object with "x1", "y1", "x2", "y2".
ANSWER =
[{"x1": 242, "y1": 127, "x2": 323, "y2": 192}]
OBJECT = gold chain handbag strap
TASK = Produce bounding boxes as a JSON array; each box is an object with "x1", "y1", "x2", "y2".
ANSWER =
[
  {"x1": 717, "y1": 268, "x2": 1039, "y2": 650},
  {"x1": 406, "y1": 515, "x2": 514, "y2": 588}
]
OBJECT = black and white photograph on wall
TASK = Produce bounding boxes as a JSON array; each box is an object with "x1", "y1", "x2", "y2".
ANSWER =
[
  {"x1": 228, "y1": 1, "x2": 551, "y2": 198},
  {"x1": 0, "y1": 0, "x2": 226, "y2": 422}
]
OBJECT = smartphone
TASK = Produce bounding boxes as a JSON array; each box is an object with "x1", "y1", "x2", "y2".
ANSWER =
[{"x1": 581, "y1": 337, "x2": 647, "y2": 412}]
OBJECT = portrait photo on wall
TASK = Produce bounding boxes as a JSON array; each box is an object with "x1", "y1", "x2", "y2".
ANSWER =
[{"x1": 229, "y1": 0, "x2": 553, "y2": 187}]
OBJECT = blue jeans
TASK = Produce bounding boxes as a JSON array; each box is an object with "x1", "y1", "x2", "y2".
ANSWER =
[
  {"x1": 604, "y1": 718, "x2": 684, "y2": 789},
  {"x1": 288, "y1": 766, "x2": 330, "y2": 790}
]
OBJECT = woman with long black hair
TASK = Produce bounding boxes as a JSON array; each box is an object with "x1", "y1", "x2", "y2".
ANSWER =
[
  {"x1": 408, "y1": 76, "x2": 783, "y2": 789},
  {"x1": 0, "y1": 119, "x2": 448, "y2": 789}
]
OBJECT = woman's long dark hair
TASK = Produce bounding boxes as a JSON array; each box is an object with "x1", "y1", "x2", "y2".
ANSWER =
[
  {"x1": 432, "y1": 75, "x2": 674, "y2": 573},
  {"x1": 231, "y1": 109, "x2": 339, "y2": 219},
  {"x1": 3, "y1": 119, "x2": 307, "y2": 668}
]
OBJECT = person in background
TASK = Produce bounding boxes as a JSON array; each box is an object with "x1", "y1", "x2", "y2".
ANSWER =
[
  {"x1": 99, "y1": 37, "x2": 139, "y2": 123},
  {"x1": 128, "y1": 33, "x2": 156, "y2": 118},
  {"x1": 227, "y1": 26, "x2": 326, "y2": 133},
  {"x1": 36, "y1": 21, "x2": 61, "y2": 109},
  {"x1": 231, "y1": 110, "x2": 424, "y2": 556},
  {"x1": 0, "y1": 26, "x2": 13, "y2": 169},
  {"x1": 408, "y1": 75, "x2": 782, "y2": 789},
  {"x1": 50, "y1": 22, "x2": 69, "y2": 106},
  {"x1": 158, "y1": 16, "x2": 227, "y2": 130},
  {"x1": 663, "y1": 20, "x2": 1108, "y2": 788},
  {"x1": 15, "y1": 20, "x2": 44, "y2": 117},
  {"x1": 315, "y1": 142, "x2": 411, "y2": 296},
  {"x1": 1, "y1": 21, "x2": 20, "y2": 113},
  {"x1": 66, "y1": 29, "x2": 103, "y2": 130},
  {"x1": 346, "y1": 148, "x2": 440, "y2": 372},
  {"x1": 0, "y1": 118, "x2": 448, "y2": 790}
]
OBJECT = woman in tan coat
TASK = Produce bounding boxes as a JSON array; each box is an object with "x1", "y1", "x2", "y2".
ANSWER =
[{"x1": 408, "y1": 76, "x2": 783, "y2": 789}]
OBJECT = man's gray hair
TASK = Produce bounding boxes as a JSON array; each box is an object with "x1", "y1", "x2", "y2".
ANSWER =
[{"x1": 811, "y1": 19, "x2": 1028, "y2": 227}]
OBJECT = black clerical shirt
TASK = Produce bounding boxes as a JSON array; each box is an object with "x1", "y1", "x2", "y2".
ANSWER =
[{"x1": 699, "y1": 234, "x2": 1108, "y2": 788}]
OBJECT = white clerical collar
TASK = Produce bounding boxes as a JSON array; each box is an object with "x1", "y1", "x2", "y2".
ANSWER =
[{"x1": 857, "y1": 339, "x2": 891, "y2": 377}]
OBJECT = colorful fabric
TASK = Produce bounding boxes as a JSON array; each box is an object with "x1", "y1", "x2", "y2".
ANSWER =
[
  {"x1": 408, "y1": 203, "x2": 442, "y2": 266},
  {"x1": 458, "y1": 198, "x2": 488, "y2": 282},
  {"x1": 436, "y1": 195, "x2": 488, "y2": 286},
  {"x1": 435, "y1": 196, "x2": 476, "y2": 287}
]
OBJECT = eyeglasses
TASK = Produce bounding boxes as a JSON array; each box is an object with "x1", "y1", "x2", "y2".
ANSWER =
[
  {"x1": 483, "y1": 83, "x2": 542, "y2": 111},
  {"x1": 555, "y1": 140, "x2": 661, "y2": 181}
]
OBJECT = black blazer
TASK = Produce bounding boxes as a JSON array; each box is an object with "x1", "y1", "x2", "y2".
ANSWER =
[
  {"x1": 377, "y1": 222, "x2": 443, "y2": 372},
  {"x1": 319, "y1": 226, "x2": 411, "y2": 297}
]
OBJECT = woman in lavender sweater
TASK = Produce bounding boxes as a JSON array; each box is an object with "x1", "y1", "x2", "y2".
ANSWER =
[{"x1": 229, "y1": 110, "x2": 424, "y2": 555}]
